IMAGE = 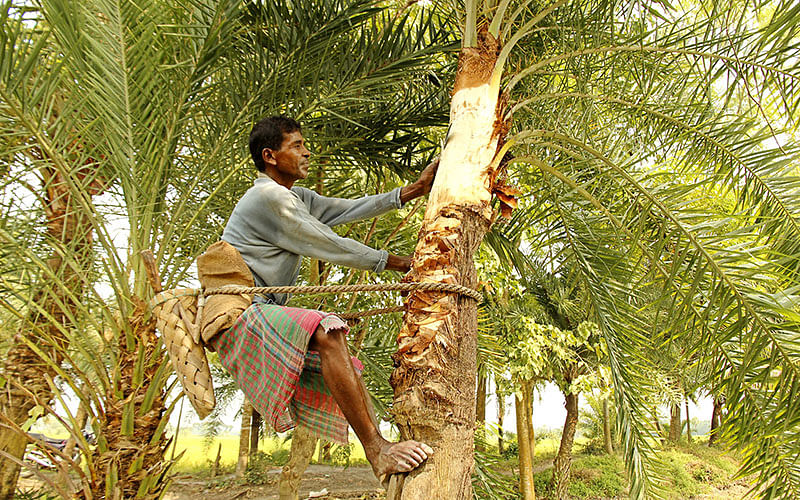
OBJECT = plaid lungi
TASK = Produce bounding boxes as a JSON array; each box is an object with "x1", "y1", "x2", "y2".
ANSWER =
[{"x1": 208, "y1": 303, "x2": 363, "y2": 444}]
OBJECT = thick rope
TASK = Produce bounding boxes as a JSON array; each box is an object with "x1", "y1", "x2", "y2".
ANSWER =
[
  {"x1": 204, "y1": 282, "x2": 483, "y2": 302},
  {"x1": 150, "y1": 282, "x2": 482, "y2": 322}
]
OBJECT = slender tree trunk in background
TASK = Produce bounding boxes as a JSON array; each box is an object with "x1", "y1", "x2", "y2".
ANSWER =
[
  {"x1": 668, "y1": 403, "x2": 681, "y2": 443},
  {"x1": 515, "y1": 394, "x2": 536, "y2": 500},
  {"x1": 709, "y1": 397, "x2": 724, "y2": 447},
  {"x1": 497, "y1": 390, "x2": 505, "y2": 455},
  {"x1": 389, "y1": 26, "x2": 509, "y2": 499},
  {"x1": 63, "y1": 399, "x2": 89, "y2": 459},
  {"x1": 279, "y1": 426, "x2": 317, "y2": 500},
  {"x1": 552, "y1": 390, "x2": 579, "y2": 500},
  {"x1": 524, "y1": 382, "x2": 535, "y2": 467},
  {"x1": 0, "y1": 167, "x2": 101, "y2": 499},
  {"x1": 475, "y1": 372, "x2": 487, "y2": 451},
  {"x1": 603, "y1": 397, "x2": 614, "y2": 454},
  {"x1": 237, "y1": 401, "x2": 253, "y2": 476},
  {"x1": 250, "y1": 410, "x2": 262, "y2": 459},
  {"x1": 685, "y1": 398, "x2": 692, "y2": 444}
]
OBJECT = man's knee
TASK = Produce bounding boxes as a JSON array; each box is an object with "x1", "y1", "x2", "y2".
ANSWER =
[{"x1": 309, "y1": 325, "x2": 346, "y2": 352}]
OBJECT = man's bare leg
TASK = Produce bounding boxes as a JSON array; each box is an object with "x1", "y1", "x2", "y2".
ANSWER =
[{"x1": 308, "y1": 325, "x2": 433, "y2": 477}]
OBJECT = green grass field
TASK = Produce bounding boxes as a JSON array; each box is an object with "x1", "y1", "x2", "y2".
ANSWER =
[{"x1": 168, "y1": 432, "x2": 370, "y2": 474}]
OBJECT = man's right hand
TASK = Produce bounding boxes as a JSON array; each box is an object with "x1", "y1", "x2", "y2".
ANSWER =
[{"x1": 386, "y1": 254, "x2": 411, "y2": 273}]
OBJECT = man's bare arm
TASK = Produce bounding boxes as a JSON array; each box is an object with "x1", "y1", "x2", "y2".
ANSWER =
[
  {"x1": 400, "y1": 157, "x2": 439, "y2": 204},
  {"x1": 385, "y1": 254, "x2": 411, "y2": 273}
]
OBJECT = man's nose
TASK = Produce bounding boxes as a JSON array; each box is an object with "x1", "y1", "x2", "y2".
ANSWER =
[{"x1": 302, "y1": 147, "x2": 310, "y2": 157}]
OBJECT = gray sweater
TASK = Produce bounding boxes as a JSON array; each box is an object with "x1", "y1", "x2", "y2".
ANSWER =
[{"x1": 222, "y1": 174, "x2": 402, "y2": 305}]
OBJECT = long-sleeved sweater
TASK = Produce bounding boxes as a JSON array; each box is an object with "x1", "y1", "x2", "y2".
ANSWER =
[{"x1": 222, "y1": 173, "x2": 402, "y2": 305}]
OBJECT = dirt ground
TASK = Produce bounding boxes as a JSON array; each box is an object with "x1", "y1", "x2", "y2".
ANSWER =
[{"x1": 163, "y1": 465, "x2": 385, "y2": 500}]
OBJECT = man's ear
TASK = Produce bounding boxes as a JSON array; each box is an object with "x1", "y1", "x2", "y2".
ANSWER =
[{"x1": 261, "y1": 148, "x2": 277, "y2": 167}]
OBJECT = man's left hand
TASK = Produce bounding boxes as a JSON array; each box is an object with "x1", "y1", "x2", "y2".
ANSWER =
[{"x1": 400, "y1": 157, "x2": 439, "y2": 204}]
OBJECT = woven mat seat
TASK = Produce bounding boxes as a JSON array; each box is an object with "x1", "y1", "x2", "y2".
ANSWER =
[{"x1": 150, "y1": 288, "x2": 215, "y2": 419}]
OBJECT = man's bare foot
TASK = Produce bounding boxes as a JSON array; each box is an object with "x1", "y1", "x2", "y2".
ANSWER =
[{"x1": 366, "y1": 438, "x2": 434, "y2": 478}]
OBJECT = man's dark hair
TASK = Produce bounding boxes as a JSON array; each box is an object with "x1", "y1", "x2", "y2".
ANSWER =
[{"x1": 249, "y1": 116, "x2": 302, "y2": 172}]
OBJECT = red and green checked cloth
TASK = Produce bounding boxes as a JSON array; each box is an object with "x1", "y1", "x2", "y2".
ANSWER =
[{"x1": 208, "y1": 303, "x2": 363, "y2": 445}]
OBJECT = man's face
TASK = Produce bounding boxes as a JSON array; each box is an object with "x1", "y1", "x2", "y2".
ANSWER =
[{"x1": 268, "y1": 130, "x2": 310, "y2": 183}]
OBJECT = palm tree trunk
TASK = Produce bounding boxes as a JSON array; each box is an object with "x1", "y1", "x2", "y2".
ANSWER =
[
  {"x1": 709, "y1": 397, "x2": 723, "y2": 447},
  {"x1": 685, "y1": 398, "x2": 691, "y2": 444},
  {"x1": 497, "y1": 390, "x2": 505, "y2": 455},
  {"x1": 552, "y1": 391, "x2": 579, "y2": 500},
  {"x1": 237, "y1": 401, "x2": 253, "y2": 476},
  {"x1": 0, "y1": 167, "x2": 99, "y2": 499},
  {"x1": 668, "y1": 403, "x2": 681, "y2": 443},
  {"x1": 389, "y1": 26, "x2": 507, "y2": 499},
  {"x1": 515, "y1": 393, "x2": 536, "y2": 500},
  {"x1": 476, "y1": 373, "x2": 487, "y2": 451},
  {"x1": 603, "y1": 397, "x2": 614, "y2": 454},
  {"x1": 87, "y1": 295, "x2": 170, "y2": 498},
  {"x1": 250, "y1": 410, "x2": 261, "y2": 460},
  {"x1": 279, "y1": 426, "x2": 317, "y2": 500}
]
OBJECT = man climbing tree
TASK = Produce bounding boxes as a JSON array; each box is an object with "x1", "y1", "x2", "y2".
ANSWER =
[{"x1": 212, "y1": 116, "x2": 436, "y2": 482}]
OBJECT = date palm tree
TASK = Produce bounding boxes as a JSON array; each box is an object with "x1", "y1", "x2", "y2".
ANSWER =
[{"x1": 391, "y1": 0, "x2": 800, "y2": 498}]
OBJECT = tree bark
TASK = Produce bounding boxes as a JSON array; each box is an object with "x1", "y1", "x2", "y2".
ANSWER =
[
  {"x1": 552, "y1": 391, "x2": 579, "y2": 500},
  {"x1": 84, "y1": 293, "x2": 170, "y2": 498},
  {"x1": 685, "y1": 398, "x2": 691, "y2": 444},
  {"x1": 523, "y1": 382, "x2": 535, "y2": 467},
  {"x1": 250, "y1": 410, "x2": 262, "y2": 459},
  {"x1": 279, "y1": 426, "x2": 318, "y2": 500},
  {"x1": 668, "y1": 403, "x2": 681, "y2": 443},
  {"x1": 389, "y1": 26, "x2": 508, "y2": 500},
  {"x1": 0, "y1": 166, "x2": 101, "y2": 499},
  {"x1": 475, "y1": 372, "x2": 487, "y2": 451},
  {"x1": 709, "y1": 396, "x2": 724, "y2": 447},
  {"x1": 603, "y1": 397, "x2": 614, "y2": 455},
  {"x1": 237, "y1": 401, "x2": 253, "y2": 476},
  {"x1": 497, "y1": 389, "x2": 505, "y2": 455},
  {"x1": 515, "y1": 394, "x2": 536, "y2": 500}
]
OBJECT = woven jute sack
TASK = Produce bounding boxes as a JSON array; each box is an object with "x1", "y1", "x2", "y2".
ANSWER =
[
  {"x1": 150, "y1": 288, "x2": 215, "y2": 419},
  {"x1": 196, "y1": 241, "x2": 254, "y2": 344}
]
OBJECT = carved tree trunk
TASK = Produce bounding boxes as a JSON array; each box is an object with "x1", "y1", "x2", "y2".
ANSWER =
[
  {"x1": 709, "y1": 397, "x2": 724, "y2": 447},
  {"x1": 237, "y1": 401, "x2": 254, "y2": 476},
  {"x1": 552, "y1": 390, "x2": 579, "y2": 500},
  {"x1": 515, "y1": 393, "x2": 536, "y2": 500},
  {"x1": 389, "y1": 26, "x2": 508, "y2": 499},
  {"x1": 602, "y1": 397, "x2": 614, "y2": 454},
  {"x1": 0, "y1": 167, "x2": 100, "y2": 499},
  {"x1": 668, "y1": 403, "x2": 681, "y2": 443}
]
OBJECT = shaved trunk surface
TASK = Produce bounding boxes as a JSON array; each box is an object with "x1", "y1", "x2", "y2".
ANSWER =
[
  {"x1": 389, "y1": 28, "x2": 506, "y2": 500},
  {"x1": 516, "y1": 394, "x2": 536, "y2": 500}
]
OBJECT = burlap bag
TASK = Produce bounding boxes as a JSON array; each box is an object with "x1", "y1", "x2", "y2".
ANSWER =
[{"x1": 196, "y1": 240, "x2": 254, "y2": 344}]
